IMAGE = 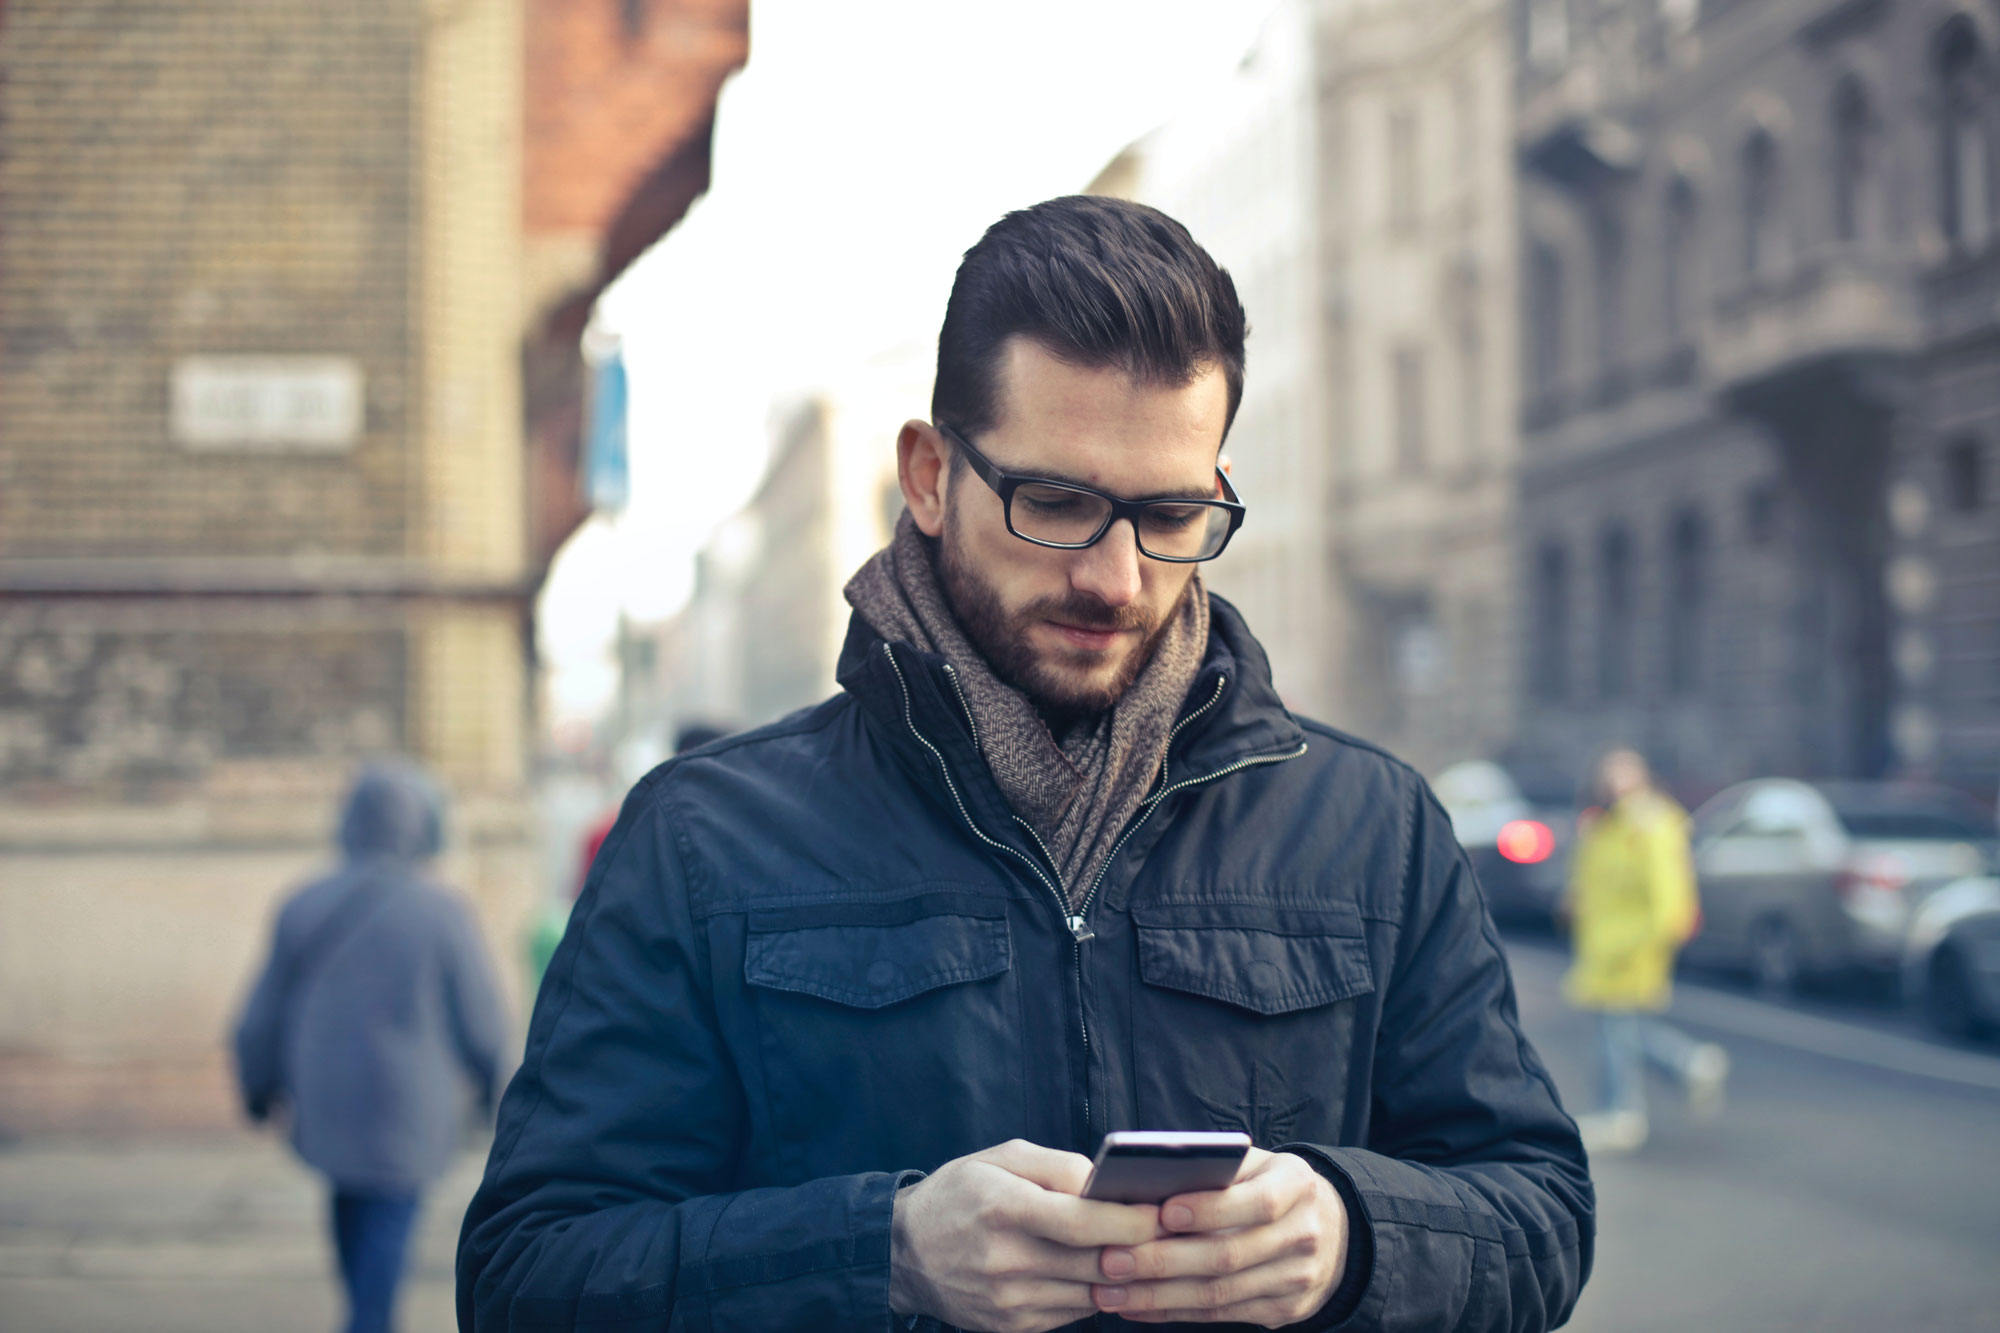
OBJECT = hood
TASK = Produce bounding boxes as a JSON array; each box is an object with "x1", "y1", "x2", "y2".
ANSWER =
[{"x1": 337, "y1": 760, "x2": 445, "y2": 864}]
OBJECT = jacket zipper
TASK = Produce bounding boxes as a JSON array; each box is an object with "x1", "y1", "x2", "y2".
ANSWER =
[{"x1": 889, "y1": 647, "x2": 1307, "y2": 1146}]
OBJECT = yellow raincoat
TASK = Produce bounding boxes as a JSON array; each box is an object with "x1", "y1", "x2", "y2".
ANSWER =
[{"x1": 1563, "y1": 790, "x2": 1699, "y2": 1012}]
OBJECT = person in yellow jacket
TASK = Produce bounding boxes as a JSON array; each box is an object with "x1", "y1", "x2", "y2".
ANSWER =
[{"x1": 1564, "y1": 748, "x2": 1728, "y2": 1153}]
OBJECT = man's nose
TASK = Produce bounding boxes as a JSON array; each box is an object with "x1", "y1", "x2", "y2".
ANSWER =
[{"x1": 1069, "y1": 518, "x2": 1143, "y2": 607}]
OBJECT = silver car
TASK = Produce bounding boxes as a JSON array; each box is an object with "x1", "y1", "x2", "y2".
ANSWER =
[{"x1": 1684, "y1": 779, "x2": 1998, "y2": 994}]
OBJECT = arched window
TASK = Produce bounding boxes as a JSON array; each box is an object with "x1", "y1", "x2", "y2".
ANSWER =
[
  {"x1": 1666, "y1": 508, "x2": 1708, "y2": 698},
  {"x1": 1533, "y1": 541, "x2": 1571, "y2": 703},
  {"x1": 1832, "y1": 75, "x2": 1873, "y2": 242},
  {"x1": 1938, "y1": 16, "x2": 1991, "y2": 248},
  {"x1": 1742, "y1": 128, "x2": 1782, "y2": 277},
  {"x1": 1663, "y1": 177, "x2": 1699, "y2": 345},
  {"x1": 1528, "y1": 241, "x2": 1565, "y2": 394}
]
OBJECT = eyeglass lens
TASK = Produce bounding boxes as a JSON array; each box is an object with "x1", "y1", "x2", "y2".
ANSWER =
[{"x1": 1009, "y1": 483, "x2": 1231, "y2": 560}]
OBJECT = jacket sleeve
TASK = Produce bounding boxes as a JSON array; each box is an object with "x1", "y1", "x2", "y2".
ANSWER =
[
  {"x1": 230, "y1": 903, "x2": 294, "y2": 1123},
  {"x1": 1286, "y1": 784, "x2": 1594, "y2": 1333},
  {"x1": 440, "y1": 892, "x2": 513, "y2": 1113},
  {"x1": 455, "y1": 781, "x2": 914, "y2": 1333}
]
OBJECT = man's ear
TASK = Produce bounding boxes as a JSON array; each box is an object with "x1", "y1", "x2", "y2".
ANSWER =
[{"x1": 898, "y1": 420, "x2": 949, "y2": 538}]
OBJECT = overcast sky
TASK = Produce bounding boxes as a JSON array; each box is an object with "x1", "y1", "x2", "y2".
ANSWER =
[{"x1": 539, "y1": 0, "x2": 1278, "y2": 723}]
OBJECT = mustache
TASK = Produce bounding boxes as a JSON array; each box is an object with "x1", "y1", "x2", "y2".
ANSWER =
[{"x1": 1027, "y1": 593, "x2": 1157, "y2": 633}]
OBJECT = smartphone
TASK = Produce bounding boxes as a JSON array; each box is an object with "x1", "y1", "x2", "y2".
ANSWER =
[{"x1": 1080, "y1": 1131, "x2": 1252, "y2": 1204}]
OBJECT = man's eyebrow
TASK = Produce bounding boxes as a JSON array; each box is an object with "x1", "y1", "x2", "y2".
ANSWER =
[{"x1": 1009, "y1": 463, "x2": 1220, "y2": 502}]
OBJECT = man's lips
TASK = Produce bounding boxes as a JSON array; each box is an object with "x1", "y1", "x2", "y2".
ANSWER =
[{"x1": 1045, "y1": 620, "x2": 1129, "y2": 652}]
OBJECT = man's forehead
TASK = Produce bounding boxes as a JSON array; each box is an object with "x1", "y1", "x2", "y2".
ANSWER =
[{"x1": 985, "y1": 339, "x2": 1228, "y2": 481}]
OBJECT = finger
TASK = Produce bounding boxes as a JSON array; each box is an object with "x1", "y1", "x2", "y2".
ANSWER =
[
  {"x1": 989, "y1": 1233, "x2": 1125, "y2": 1285},
  {"x1": 1159, "y1": 1153, "x2": 1314, "y2": 1233},
  {"x1": 978, "y1": 1138, "x2": 1095, "y2": 1195},
  {"x1": 1098, "y1": 1222, "x2": 1297, "y2": 1284},
  {"x1": 1093, "y1": 1254, "x2": 1321, "y2": 1318},
  {"x1": 1118, "y1": 1296, "x2": 1308, "y2": 1325},
  {"x1": 1009, "y1": 1186, "x2": 1161, "y2": 1249}
]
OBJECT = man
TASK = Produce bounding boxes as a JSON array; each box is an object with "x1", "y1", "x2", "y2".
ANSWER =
[
  {"x1": 1564, "y1": 748, "x2": 1728, "y2": 1154},
  {"x1": 234, "y1": 760, "x2": 509, "y2": 1333},
  {"x1": 458, "y1": 196, "x2": 1591, "y2": 1331}
]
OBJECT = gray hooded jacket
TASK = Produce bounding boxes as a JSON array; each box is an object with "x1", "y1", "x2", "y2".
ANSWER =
[{"x1": 232, "y1": 762, "x2": 510, "y2": 1193}]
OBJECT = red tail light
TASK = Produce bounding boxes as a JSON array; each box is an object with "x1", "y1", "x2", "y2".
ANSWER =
[
  {"x1": 1835, "y1": 852, "x2": 1909, "y2": 903},
  {"x1": 1498, "y1": 820, "x2": 1556, "y2": 864}
]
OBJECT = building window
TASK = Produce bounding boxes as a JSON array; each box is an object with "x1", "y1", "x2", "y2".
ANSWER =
[
  {"x1": 1744, "y1": 481, "x2": 1781, "y2": 546},
  {"x1": 1454, "y1": 71, "x2": 1479, "y2": 176},
  {"x1": 1742, "y1": 128, "x2": 1782, "y2": 278},
  {"x1": 1389, "y1": 107, "x2": 1420, "y2": 235},
  {"x1": 1533, "y1": 542, "x2": 1571, "y2": 703},
  {"x1": 1457, "y1": 318, "x2": 1484, "y2": 462},
  {"x1": 1938, "y1": 17, "x2": 1992, "y2": 250},
  {"x1": 1394, "y1": 344, "x2": 1428, "y2": 474},
  {"x1": 1663, "y1": 177, "x2": 1699, "y2": 345},
  {"x1": 1526, "y1": 0, "x2": 1569, "y2": 71},
  {"x1": 1528, "y1": 241, "x2": 1564, "y2": 394},
  {"x1": 1592, "y1": 205, "x2": 1625, "y2": 377},
  {"x1": 1597, "y1": 524, "x2": 1634, "y2": 703},
  {"x1": 1666, "y1": 508, "x2": 1707, "y2": 697},
  {"x1": 1832, "y1": 75, "x2": 1873, "y2": 243},
  {"x1": 1945, "y1": 435, "x2": 1985, "y2": 511}
]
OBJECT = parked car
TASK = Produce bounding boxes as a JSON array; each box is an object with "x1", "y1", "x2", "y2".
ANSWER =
[
  {"x1": 1434, "y1": 760, "x2": 1573, "y2": 925},
  {"x1": 1684, "y1": 779, "x2": 1998, "y2": 994},
  {"x1": 1904, "y1": 875, "x2": 2000, "y2": 1038}
]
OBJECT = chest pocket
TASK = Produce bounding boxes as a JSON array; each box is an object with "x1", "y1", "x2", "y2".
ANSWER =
[
  {"x1": 741, "y1": 897, "x2": 1024, "y2": 1177},
  {"x1": 746, "y1": 911, "x2": 1011, "y2": 1008},
  {"x1": 1129, "y1": 903, "x2": 1376, "y2": 1146}
]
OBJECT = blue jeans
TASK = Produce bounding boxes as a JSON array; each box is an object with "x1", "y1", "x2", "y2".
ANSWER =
[
  {"x1": 331, "y1": 1189, "x2": 421, "y2": 1333},
  {"x1": 1595, "y1": 1010, "x2": 1702, "y2": 1115}
]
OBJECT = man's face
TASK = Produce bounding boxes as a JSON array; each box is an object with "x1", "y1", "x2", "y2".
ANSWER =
[{"x1": 933, "y1": 338, "x2": 1230, "y2": 717}]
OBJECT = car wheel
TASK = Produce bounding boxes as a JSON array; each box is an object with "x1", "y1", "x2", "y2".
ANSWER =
[
  {"x1": 1924, "y1": 946, "x2": 1982, "y2": 1040},
  {"x1": 1749, "y1": 917, "x2": 1804, "y2": 996}
]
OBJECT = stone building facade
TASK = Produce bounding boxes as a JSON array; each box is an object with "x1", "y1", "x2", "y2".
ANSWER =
[
  {"x1": 1513, "y1": 0, "x2": 2000, "y2": 803},
  {"x1": 1093, "y1": 0, "x2": 1521, "y2": 775},
  {"x1": 0, "y1": 0, "x2": 743, "y2": 1133}
]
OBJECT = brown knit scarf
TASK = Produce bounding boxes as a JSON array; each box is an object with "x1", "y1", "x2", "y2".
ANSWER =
[{"x1": 844, "y1": 511, "x2": 1208, "y2": 909}]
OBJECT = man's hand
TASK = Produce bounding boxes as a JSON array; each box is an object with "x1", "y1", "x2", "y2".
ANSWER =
[
  {"x1": 1089, "y1": 1147, "x2": 1349, "y2": 1327},
  {"x1": 891, "y1": 1139, "x2": 1161, "y2": 1333}
]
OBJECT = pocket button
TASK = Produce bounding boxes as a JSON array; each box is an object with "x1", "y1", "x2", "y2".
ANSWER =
[{"x1": 866, "y1": 960, "x2": 900, "y2": 990}]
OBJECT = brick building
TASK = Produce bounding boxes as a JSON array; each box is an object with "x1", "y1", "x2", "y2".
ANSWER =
[
  {"x1": 1511, "y1": 0, "x2": 2000, "y2": 803},
  {"x1": 0, "y1": 0, "x2": 745, "y2": 1134}
]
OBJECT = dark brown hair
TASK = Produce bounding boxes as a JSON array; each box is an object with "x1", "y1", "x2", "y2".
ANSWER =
[{"x1": 931, "y1": 196, "x2": 1248, "y2": 445}]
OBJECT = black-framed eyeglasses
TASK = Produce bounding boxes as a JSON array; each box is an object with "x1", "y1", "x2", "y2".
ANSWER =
[{"x1": 936, "y1": 423, "x2": 1246, "y2": 563}]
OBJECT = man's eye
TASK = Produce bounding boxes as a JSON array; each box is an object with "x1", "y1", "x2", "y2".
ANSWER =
[
  {"x1": 1021, "y1": 493, "x2": 1087, "y2": 516},
  {"x1": 1141, "y1": 505, "x2": 1204, "y2": 531}
]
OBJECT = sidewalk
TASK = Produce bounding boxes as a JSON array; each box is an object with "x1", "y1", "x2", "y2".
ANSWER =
[{"x1": 0, "y1": 1135, "x2": 487, "y2": 1332}]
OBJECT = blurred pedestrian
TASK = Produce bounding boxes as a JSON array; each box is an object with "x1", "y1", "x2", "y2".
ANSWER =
[
  {"x1": 232, "y1": 760, "x2": 509, "y2": 1333},
  {"x1": 1564, "y1": 747, "x2": 1728, "y2": 1154}
]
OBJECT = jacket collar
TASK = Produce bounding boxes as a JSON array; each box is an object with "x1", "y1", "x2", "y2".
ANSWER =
[{"x1": 834, "y1": 592, "x2": 1307, "y2": 820}]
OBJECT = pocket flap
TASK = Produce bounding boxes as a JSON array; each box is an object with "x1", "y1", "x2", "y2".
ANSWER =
[
  {"x1": 745, "y1": 913, "x2": 1011, "y2": 1009},
  {"x1": 1134, "y1": 915, "x2": 1373, "y2": 1015}
]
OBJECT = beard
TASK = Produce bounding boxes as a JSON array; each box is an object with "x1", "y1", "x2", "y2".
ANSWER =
[{"x1": 935, "y1": 512, "x2": 1180, "y2": 720}]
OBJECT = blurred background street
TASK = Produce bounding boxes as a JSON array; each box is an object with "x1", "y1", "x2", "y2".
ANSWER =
[{"x1": 5, "y1": 0, "x2": 2000, "y2": 1328}]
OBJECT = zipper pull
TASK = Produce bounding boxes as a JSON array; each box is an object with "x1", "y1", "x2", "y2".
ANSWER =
[{"x1": 1067, "y1": 915, "x2": 1096, "y2": 943}]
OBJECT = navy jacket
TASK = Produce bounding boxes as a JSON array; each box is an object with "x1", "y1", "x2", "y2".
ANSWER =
[
  {"x1": 458, "y1": 599, "x2": 1592, "y2": 1331},
  {"x1": 234, "y1": 763, "x2": 511, "y2": 1194}
]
